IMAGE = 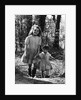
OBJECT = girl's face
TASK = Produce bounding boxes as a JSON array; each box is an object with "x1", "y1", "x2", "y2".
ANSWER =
[{"x1": 33, "y1": 27, "x2": 39, "y2": 35}]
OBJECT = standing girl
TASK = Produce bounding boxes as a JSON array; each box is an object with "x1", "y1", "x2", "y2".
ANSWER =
[{"x1": 21, "y1": 24, "x2": 42, "y2": 76}]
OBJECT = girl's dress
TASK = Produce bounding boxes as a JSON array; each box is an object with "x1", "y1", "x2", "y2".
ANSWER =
[{"x1": 21, "y1": 35, "x2": 41, "y2": 65}]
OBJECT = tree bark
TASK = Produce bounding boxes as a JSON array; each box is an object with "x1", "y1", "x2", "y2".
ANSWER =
[
  {"x1": 53, "y1": 15, "x2": 61, "y2": 49},
  {"x1": 38, "y1": 15, "x2": 46, "y2": 32},
  {"x1": 52, "y1": 15, "x2": 55, "y2": 22}
]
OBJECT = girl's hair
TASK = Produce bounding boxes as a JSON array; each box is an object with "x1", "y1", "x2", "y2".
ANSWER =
[{"x1": 28, "y1": 24, "x2": 42, "y2": 36}]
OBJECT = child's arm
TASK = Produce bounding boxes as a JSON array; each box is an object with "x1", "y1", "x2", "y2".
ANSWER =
[
  {"x1": 50, "y1": 56, "x2": 55, "y2": 60},
  {"x1": 34, "y1": 46, "x2": 40, "y2": 59},
  {"x1": 34, "y1": 52, "x2": 43, "y2": 59},
  {"x1": 48, "y1": 53, "x2": 55, "y2": 60}
]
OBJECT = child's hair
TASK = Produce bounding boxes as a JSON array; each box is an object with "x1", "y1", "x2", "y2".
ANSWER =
[
  {"x1": 28, "y1": 24, "x2": 42, "y2": 36},
  {"x1": 42, "y1": 45, "x2": 49, "y2": 51}
]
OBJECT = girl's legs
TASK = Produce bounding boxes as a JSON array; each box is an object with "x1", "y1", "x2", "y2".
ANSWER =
[
  {"x1": 28, "y1": 53, "x2": 33, "y2": 77},
  {"x1": 32, "y1": 63, "x2": 37, "y2": 77}
]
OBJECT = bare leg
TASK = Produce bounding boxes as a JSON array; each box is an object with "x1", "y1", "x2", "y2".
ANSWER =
[
  {"x1": 42, "y1": 70, "x2": 44, "y2": 78},
  {"x1": 45, "y1": 69, "x2": 50, "y2": 78}
]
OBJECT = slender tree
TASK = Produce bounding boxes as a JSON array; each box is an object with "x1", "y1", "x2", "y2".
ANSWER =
[
  {"x1": 26, "y1": 15, "x2": 32, "y2": 36},
  {"x1": 52, "y1": 15, "x2": 55, "y2": 22},
  {"x1": 39, "y1": 15, "x2": 46, "y2": 32},
  {"x1": 53, "y1": 15, "x2": 61, "y2": 49}
]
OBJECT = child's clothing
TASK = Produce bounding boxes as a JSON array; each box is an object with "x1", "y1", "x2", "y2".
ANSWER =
[
  {"x1": 38, "y1": 51, "x2": 52, "y2": 76},
  {"x1": 21, "y1": 35, "x2": 41, "y2": 65}
]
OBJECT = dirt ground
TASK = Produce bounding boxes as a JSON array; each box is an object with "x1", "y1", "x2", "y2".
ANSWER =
[
  {"x1": 15, "y1": 72, "x2": 65, "y2": 84},
  {"x1": 15, "y1": 57, "x2": 65, "y2": 84}
]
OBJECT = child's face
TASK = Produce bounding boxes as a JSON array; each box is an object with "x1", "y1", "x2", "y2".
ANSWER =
[{"x1": 43, "y1": 49, "x2": 47, "y2": 53}]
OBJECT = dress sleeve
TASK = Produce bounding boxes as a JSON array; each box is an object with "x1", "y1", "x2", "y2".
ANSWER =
[
  {"x1": 38, "y1": 37, "x2": 41, "y2": 45},
  {"x1": 25, "y1": 36, "x2": 30, "y2": 45}
]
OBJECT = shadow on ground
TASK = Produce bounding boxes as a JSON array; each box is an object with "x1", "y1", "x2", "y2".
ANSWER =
[{"x1": 15, "y1": 73, "x2": 53, "y2": 84}]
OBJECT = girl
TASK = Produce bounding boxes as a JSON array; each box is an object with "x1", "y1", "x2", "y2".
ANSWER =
[{"x1": 21, "y1": 24, "x2": 42, "y2": 76}]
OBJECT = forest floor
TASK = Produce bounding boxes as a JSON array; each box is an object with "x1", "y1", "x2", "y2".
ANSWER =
[{"x1": 15, "y1": 56, "x2": 65, "y2": 84}]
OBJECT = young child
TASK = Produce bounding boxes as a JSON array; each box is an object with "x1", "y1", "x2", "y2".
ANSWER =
[
  {"x1": 39, "y1": 46, "x2": 53, "y2": 78},
  {"x1": 32, "y1": 46, "x2": 54, "y2": 78}
]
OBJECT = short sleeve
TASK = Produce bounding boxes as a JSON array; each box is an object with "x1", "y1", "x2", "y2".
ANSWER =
[{"x1": 25, "y1": 36, "x2": 30, "y2": 45}]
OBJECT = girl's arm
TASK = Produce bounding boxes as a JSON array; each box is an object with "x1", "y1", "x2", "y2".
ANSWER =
[
  {"x1": 34, "y1": 45, "x2": 40, "y2": 58},
  {"x1": 36, "y1": 37, "x2": 41, "y2": 56},
  {"x1": 24, "y1": 36, "x2": 30, "y2": 51}
]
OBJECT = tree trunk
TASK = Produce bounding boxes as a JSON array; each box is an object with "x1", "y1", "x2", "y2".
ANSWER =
[
  {"x1": 26, "y1": 15, "x2": 32, "y2": 36},
  {"x1": 38, "y1": 15, "x2": 46, "y2": 50},
  {"x1": 39, "y1": 15, "x2": 46, "y2": 32},
  {"x1": 53, "y1": 15, "x2": 61, "y2": 49},
  {"x1": 52, "y1": 15, "x2": 55, "y2": 22}
]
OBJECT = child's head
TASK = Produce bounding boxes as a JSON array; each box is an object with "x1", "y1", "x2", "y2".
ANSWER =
[
  {"x1": 29, "y1": 24, "x2": 41, "y2": 36},
  {"x1": 42, "y1": 46, "x2": 49, "y2": 53}
]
